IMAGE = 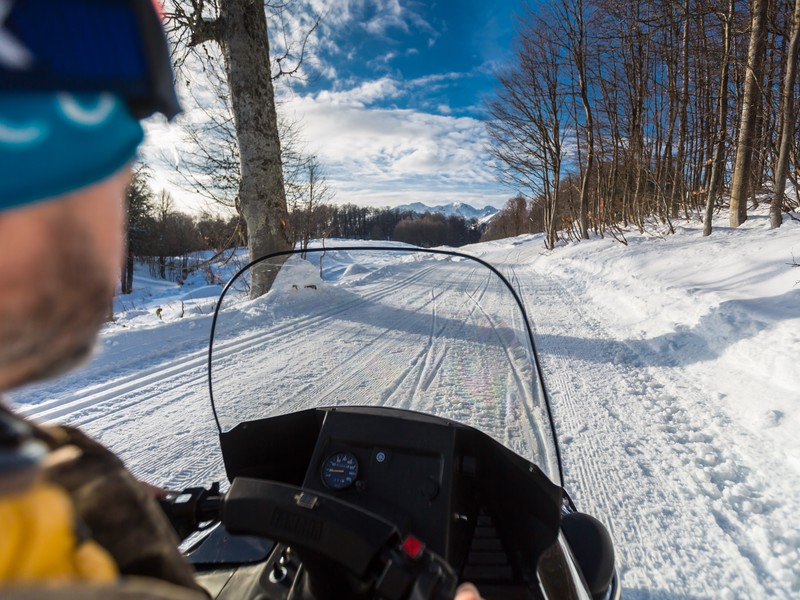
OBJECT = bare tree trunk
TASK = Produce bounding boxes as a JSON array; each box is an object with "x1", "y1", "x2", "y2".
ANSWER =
[
  {"x1": 218, "y1": 0, "x2": 291, "y2": 297},
  {"x1": 661, "y1": 18, "x2": 678, "y2": 222},
  {"x1": 574, "y1": 0, "x2": 593, "y2": 240},
  {"x1": 122, "y1": 253, "x2": 134, "y2": 295},
  {"x1": 556, "y1": 0, "x2": 593, "y2": 239},
  {"x1": 772, "y1": 0, "x2": 800, "y2": 228},
  {"x1": 729, "y1": 0, "x2": 769, "y2": 227},
  {"x1": 672, "y1": 10, "x2": 690, "y2": 219},
  {"x1": 698, "y1": 13, "x2": 716, "y2": 202},
  {"x1": 705, "y1": 0, "x2": 735, "y2": 236}
]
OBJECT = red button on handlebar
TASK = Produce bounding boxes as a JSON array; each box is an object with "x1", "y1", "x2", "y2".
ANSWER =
[{"x1": 401, "y1": 535, "x2": 424, "y2": 560}]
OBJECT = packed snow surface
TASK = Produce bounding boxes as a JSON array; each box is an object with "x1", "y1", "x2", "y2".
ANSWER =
[{"x1": 9, "y1": 209, "x2": 800, "y2": 598}]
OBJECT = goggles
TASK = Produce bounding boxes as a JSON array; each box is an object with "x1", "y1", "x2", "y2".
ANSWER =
[{"x1": 0, "y1": 0, "x2": 180, "y2": 120}]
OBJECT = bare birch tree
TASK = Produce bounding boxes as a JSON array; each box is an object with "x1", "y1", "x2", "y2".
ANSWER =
[
  {"x1": 771, "y1": 0, "x2": 800, "y2": 228},
  {"x1": 704, "y1": 0, "x2": 736, "y2": 236},
  {"x1": 166, "y1": 0, "x2": 319, "y2": 296},
  {"x1": 729, "y1": 0, "x2": 769, "y2": 227}
]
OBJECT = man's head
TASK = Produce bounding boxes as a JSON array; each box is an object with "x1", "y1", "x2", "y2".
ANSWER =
[
  {"x1": 0, "y1": 166, "x2": 131, "y2": 390},
  {"x1": 0, "y1": 0, "x2": 179, "y2": 392}
]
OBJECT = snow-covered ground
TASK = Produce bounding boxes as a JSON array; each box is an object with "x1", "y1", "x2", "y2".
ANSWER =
[{"x1": 8, "y1": 208, "x2": 800, "y2": 598}]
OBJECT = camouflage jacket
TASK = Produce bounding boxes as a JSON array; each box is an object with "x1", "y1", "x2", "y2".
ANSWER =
[{"x1": 1, "y1": 406, "x2": 208, "y2": 599}]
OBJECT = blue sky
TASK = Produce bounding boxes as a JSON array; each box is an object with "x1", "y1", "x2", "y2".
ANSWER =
[
  {"x1": 305, "y1": 0, "x2": 522, "y2": 117},
  {"x1": 146, "y1": 0, "x2": 529, "y2": 212},
  {"x1": 273, "y1": 0, "x2": 528, "y2": 210}
]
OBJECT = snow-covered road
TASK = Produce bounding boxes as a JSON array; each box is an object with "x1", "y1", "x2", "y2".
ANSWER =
[
  {"x1": 8, "y1": 214, "x2": 799, "y2": 598},
  {"x1": 502, "y1": 252, "x2": 794, "y2": 598},
  {"x1": 207, "y1": 252, "x2": 557, "y2": 476}
]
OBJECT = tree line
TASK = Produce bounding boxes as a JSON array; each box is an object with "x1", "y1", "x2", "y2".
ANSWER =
[
  {"x1": 290, "y1": 203, "x2": 482, "y2": 249},
  {"x1": 123, "y1": 167, "x2": 483, "y2": 293},
  {"x1": 487, "y1": 0, "x2": 800, "y2": 249},
  {"x1": 123, "y1": 166, "x2": 241, "y2": 294}
]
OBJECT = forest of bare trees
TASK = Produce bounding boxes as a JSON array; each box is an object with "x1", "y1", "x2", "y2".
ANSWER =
[
  {"x1": 123, "y1": 167, "x2": 242, "y2": 293},
  {"x1": 122, "y1": 164, "x2": 482, "y2": 294},
  {"x1": 289, "y1": 204, "x2": 482, "y2": 248},
  {"x1": 487, "y1": 0, "x2": 800, "y2": 249}
]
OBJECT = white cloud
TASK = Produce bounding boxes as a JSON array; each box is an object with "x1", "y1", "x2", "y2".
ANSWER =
[
  {"x1": 282, "y1": 79, "x2": 507, "y2": 208},
  {"x1": 368, "y1": 51, "x2": 398, "y2": 67},
  {"x1": 312, "y1": 77, "x2": 402, "y2": 107},
  {"x1": 142, "y1": 81, "x2": 508, "y2": 213},
  {"x1": 271, "y1": 0, "x2": 438, "y2": 83},
  {"x1": 364, "y1": 0, "x2": 410, "y2": 35},
  {"x1": 142, "y1": 68, "x2": 509, "y2": 213}
]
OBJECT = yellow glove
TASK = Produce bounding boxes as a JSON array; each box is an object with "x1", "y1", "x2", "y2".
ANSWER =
[{"x1": 0, "y1": 481, "x2": 118, "y2": 584}]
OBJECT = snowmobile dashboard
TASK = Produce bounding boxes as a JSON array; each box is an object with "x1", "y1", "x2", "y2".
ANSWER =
[
  {"x1": 299, "y1": 407, "x2": 475, "y2": 565},
  {"x1": 172, "y1": 406, "x2": 579, "y2": 599},
  {"x1": 164, "y1": 407, "x2": 616, "y2": 599},
  {"x1": 217, "y1": 406, "x2": 565, "y2": 566}
]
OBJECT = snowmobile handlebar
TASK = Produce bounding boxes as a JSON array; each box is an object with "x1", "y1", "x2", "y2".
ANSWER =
[
  {"x1": 161, "y1": 478, "x2": 458, "y2": 600},
  {"x1": 159, "y1": 482, "x2": 223, "y2": 541}
]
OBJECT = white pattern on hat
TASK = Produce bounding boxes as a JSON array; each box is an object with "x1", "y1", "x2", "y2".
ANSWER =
[
  {"x1": 0, "y1": 117, "x2": 44, "y2": 145},
  {"x1": 56, "y1": 93, "x2": 116, "y2": 127}
]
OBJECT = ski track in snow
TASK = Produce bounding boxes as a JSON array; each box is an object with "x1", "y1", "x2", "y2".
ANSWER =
[
  {"x1": 488, "y1": 242, "x2": 797, "y2": 599},
  {"x1": 514, "y1": 265, "x2": 762, "y2": 598},
  {"x1": 8, "y1": 235, "x2": 799, "y2": 599}
]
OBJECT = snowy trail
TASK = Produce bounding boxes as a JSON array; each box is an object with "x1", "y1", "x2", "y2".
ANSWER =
[
  {"x1": 512, "y1": 264, "x2": 764, "y2": 597},
  {"x1": 209, "y1": 258, "x2": 546, "y2": 466},
  {"x1": 7, "y1": 226, "x2": 799, "y2": 598},
  {"x1": 12, "y1": 259, "x2": 514, "y2": 477},
  {"x1": 477, "y1": 237, "x2": 798, "y2": 599}
]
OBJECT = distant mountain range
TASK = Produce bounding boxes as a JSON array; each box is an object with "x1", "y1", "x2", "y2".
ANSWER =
[{"x1": 394, "y1": 202, "x2": 498, "y2": 222}]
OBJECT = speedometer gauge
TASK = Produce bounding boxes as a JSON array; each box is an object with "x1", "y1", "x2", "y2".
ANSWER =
[{"x1": 321, "y1": 452, "x2": 359, "y2": 490}]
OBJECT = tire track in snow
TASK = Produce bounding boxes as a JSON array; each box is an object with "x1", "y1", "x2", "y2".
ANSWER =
[
  {"x1": 12, "y1": 265, "x2": 440, "y2": 487},
  {"x1": 391, "y1": 267, "x2": 495, "y2": 412},
  {"x1": 388, "y1": 267, "x2": 493, "y2": 414},
  {"x1": 294, "y1": 265, "x2": 486, "y2": 415},
  {"x1": 21, "y1": 266, "x2": 437, "y2": 424},
  {"x1": 232, "y1": 268, "x2": 451, "y2": 417},
  {"x1": 462, "y1": 285, "x2": 556, "y2": 473},
  {"x1": 392, "y1": 289, "x2": 441, "y2": 410},
  {"x1": 267, "y1": 262, "x2": 507, "y2": 440},
  {"x1": 395, "y1": 266, "x2": 547, "y2": 458}
]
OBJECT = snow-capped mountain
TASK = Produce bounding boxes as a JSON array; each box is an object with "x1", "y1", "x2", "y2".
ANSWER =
[{"x1": 394, "y1": 202, "x2": 497, "y2": 221}]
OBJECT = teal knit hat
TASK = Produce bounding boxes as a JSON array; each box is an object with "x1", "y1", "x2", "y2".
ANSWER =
[{"x1": 0, "y1": 92, "x2": 144, "y2": 210}]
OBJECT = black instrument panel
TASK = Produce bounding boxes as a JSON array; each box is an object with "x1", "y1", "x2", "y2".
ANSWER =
[
  {"x1": 300, "y1": 408, "x2": 471, "y2": 562},
  {"x1": 216, "y1": 405, "x2": 564, "y2": 587}
]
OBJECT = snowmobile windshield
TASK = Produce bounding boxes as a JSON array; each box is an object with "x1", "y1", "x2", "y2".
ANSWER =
[{"x1": 208, "y1": 247, "x2": 561, "y2": 483}]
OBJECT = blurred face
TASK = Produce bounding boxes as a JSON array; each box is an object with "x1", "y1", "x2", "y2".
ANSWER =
[{"x1": 0, "y1": 168, "x2": 130, "y2": 391}]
